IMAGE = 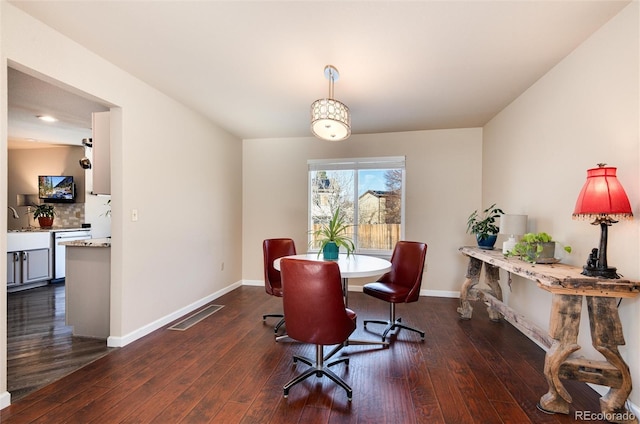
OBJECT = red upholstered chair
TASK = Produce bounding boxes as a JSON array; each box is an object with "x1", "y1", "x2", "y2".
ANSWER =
[
  {"x1": 262, "y1": 238, "x2": 297, "y2": 334},
  {"x1": 280, "y1": 258, "x2": 357, "y2": 401},
  {"x1": 363, "y1": 241, "x2": 427, "y2": 342}
]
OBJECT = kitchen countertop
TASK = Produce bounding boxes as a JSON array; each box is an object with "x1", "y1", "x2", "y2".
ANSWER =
[
  {"x1": 59, "y1": 238, "x2": 111, "y2": 248},
  {"x1": 8, "y1": 226, "x2": 90, "y2": 233}
]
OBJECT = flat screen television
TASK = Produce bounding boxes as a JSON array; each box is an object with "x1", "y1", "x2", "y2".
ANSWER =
[{"x1": 38, "y1": 175, "x2": 75, "y2": 203}]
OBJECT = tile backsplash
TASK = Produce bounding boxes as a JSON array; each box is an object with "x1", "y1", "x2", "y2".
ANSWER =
[{"x1": 51, "y1": 203, "x2": 85, "y2": 227}]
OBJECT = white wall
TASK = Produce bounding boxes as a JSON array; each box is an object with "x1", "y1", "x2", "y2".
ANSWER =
[
  {"x1": 483, "y1": 2, "x2": 639, "y2": 405},
  {"x1": 1, "y1": 1, "x2": 243, "y2": 406},
  {"x1": 242, "y1": 129, "x2": 483, "y2": 294}
]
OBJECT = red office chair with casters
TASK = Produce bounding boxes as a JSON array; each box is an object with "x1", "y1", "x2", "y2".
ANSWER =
[
  {"x1": 363, "y1": 241, "x2": 427, "y2": 342},
  {"x1": 262, "y1": 238, "x2": 297, "y2": 334},
  {"x1": 280, "y1": 258, "x2": 357, "y2": 401}
]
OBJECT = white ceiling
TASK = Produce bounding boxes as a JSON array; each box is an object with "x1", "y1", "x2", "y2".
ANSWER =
[
  {"x1": 8, "y1": 0, "x2": 631, "y2": 142},
  {"x1": 8, "y1": 67, "x2": 109, "y2": 148}
]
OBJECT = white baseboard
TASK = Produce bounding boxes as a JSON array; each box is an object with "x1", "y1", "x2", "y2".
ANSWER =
[
  {"x1": 0, "y1": 391, "x2": 11, "y2": 409},
  {"x1": 420, "y1": 289, "x2": 460, "y2": 298},
  {"x1": 107, "y1": 280, "x2": 242, "y2": 347},
  {"x1": 243, "y1": 280, "x2": 461, "y2": 299}
]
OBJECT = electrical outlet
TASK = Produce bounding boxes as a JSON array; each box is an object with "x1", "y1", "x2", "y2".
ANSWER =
[{"x1": 131, "y1": 209, "x2": 138, "y2": 221}]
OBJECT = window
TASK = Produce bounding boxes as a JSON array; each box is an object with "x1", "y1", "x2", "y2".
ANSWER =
[{"x1": 308, "y1": 156, "x2": 405, "y2": 255}]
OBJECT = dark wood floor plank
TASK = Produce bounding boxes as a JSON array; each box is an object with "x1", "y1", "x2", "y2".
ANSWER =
[
  {"x1": 145, "y1": 362, "x2": 232, "y2": 423},
  {"x1": 1, "y1": 286, "x2": 609, "y2": 424},
  {"x1": 428, "y1": 366, "x2": 476, "y2": 424},
  {"x1": 490, "y1": 399, "x2": 534, "y2": 424},
  {"x1": 6, "y1": 284, "x2": 113, "y2": 403},
  {"x1": 118, "y1": 336, "x2": 239, "y2": 423},
  {"x1": 443, "y1": 322, "x2": 515, "y2": 403},
  {"x1": 454, "y1": 319, "x2": 563, "y2": 424},
  {"x1": 214, "y1": 400, "x2": 252, "y2": 424},
  {"x1": 30, "y1": 385, "x2": 112, "y2": 424}
]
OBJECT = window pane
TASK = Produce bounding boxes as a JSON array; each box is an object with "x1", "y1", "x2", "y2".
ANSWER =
[
  {"x1": 308, "y1": 157, "x2": 405, "y2": 254},
  {"x1": 357, "y1": 169, "x2": 402, "y2": 251},
  {"x1": 309, "y1": 170, "x2": 354, "y2": 249}
]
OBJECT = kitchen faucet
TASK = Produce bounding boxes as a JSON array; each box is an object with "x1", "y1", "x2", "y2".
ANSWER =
[{"x1": 8, "y1": 206, "x2": 20, "y2": 219}]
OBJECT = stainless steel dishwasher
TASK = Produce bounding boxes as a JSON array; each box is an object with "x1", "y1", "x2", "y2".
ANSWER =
[{"x1": 54, "y1": 230, "x2": 91, "y2": 281}]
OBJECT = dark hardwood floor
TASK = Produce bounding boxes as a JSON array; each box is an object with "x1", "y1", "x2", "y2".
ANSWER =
[
  {"x1": 2, "y1": 285, "x2": 607, "y2": 423},
  {"x1": 7, "y1": 284, "x2": 114, "y2": 401}
]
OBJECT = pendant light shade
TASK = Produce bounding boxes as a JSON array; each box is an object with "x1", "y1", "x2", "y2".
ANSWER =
[{"x1": 311, "y1": 65, "x2": 351, "y2": 141}]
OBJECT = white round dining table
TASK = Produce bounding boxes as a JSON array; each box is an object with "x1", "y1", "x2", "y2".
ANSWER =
[{"x1": 273, "y1": 253, "x2": 391, "y2": 279}]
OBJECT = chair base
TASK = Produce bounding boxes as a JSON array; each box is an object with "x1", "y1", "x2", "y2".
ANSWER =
[
  {"x1": 276, "y1": 334, "x2": 292, "y2": 342},
  {"x1": 283, "y1": 345, "x2": 352, "y2": 401},
  {"x1": 262, "y1": 314, "x2": 285, "y2": 334},
  {"x1": 363, "y1": 303, "x2": 425, "y2": 342},
  {"x1": 364, "y1": 317, "x2": 425, "y2": 342}
]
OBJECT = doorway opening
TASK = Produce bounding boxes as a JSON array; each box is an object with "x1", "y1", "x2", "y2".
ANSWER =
[{"x1": 6, "y1": 65, "x2": 114, "y2": 400}]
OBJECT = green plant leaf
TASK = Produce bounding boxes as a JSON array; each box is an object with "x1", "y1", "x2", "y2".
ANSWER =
[{"x1": 309, "y1": 206, "x2": 355, "y2": 256}]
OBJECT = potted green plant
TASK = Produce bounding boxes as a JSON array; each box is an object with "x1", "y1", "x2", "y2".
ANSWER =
[
  {"x1": 466, "y1": 203, "x2": 504, "y2": 250},
  {"x1": 507, "y1": 232, "x2": 571, "y2": 263},
  {"x1": 309, "y1": 207, "x2": 355, "y2": 260},
  {"x1": 33, "y1": 204, "x2": 55, "y2": 228}
]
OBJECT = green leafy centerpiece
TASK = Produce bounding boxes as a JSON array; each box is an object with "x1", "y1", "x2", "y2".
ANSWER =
[{"x1": 310, "y1": 207, "x2": 355, "y2": 260}]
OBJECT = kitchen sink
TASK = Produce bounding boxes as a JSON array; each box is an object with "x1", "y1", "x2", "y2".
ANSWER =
[{"x1": 7, "y1": 231, "x2": 51, "y2": 252}]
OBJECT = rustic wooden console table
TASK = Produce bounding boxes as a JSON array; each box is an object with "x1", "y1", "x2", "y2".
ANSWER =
[{"x1": 458, "y1": 246, "x2": 639, "y2": 424}]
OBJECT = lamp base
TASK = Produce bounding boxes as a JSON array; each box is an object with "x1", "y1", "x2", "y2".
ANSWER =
[
  {"x1": 581, "y1": 265, "x2": 620, "y2": 279},
  {"x1": 502, "y1": 236, "x2": 518, "y2": 255}
]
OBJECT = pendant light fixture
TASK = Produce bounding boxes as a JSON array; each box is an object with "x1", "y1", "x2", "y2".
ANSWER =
[{"x1": 310, "y1": 65, "x2": 351, "y2": 141}]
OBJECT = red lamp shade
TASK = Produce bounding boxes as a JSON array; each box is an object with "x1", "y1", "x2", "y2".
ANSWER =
[
  {"x1": 573, "y1": 165, "x2": 633, "y2": 220},
  {"x1": 572, "y1": 164, "x2": 632, "y2": 279}
]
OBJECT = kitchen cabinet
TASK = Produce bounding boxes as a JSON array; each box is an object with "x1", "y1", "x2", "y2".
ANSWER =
[
  {"x1": 7, "y1": 248, "x2": 51, "y2": 290},
  {"x1": 7, "y1": 231, "x2": 53, "y2": 291},
  {"x1": 6, "y1": 253, "x2": 17, "y2": 286},
  {"x1": 92, "y1": 111, "x2": 111, "y2": 195}
]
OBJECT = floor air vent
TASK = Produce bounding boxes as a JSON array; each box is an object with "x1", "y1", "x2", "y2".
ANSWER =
[{"x1": 168, "y1": 304, "x2": 224, "y2": 331}]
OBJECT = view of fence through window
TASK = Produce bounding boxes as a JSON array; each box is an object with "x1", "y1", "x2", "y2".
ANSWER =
[{"x1": 309, "y1": 159, "x2": 404, "y2": 253}]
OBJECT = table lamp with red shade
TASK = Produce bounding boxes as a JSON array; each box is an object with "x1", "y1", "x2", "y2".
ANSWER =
[{"x1": 572, "y1": 164, "x2": 633, "y2": 279}]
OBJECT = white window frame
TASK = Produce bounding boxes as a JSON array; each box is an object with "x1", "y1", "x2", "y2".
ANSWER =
[{"x1": 308, "y1": 156, "x2": 406, "y2": 257}]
